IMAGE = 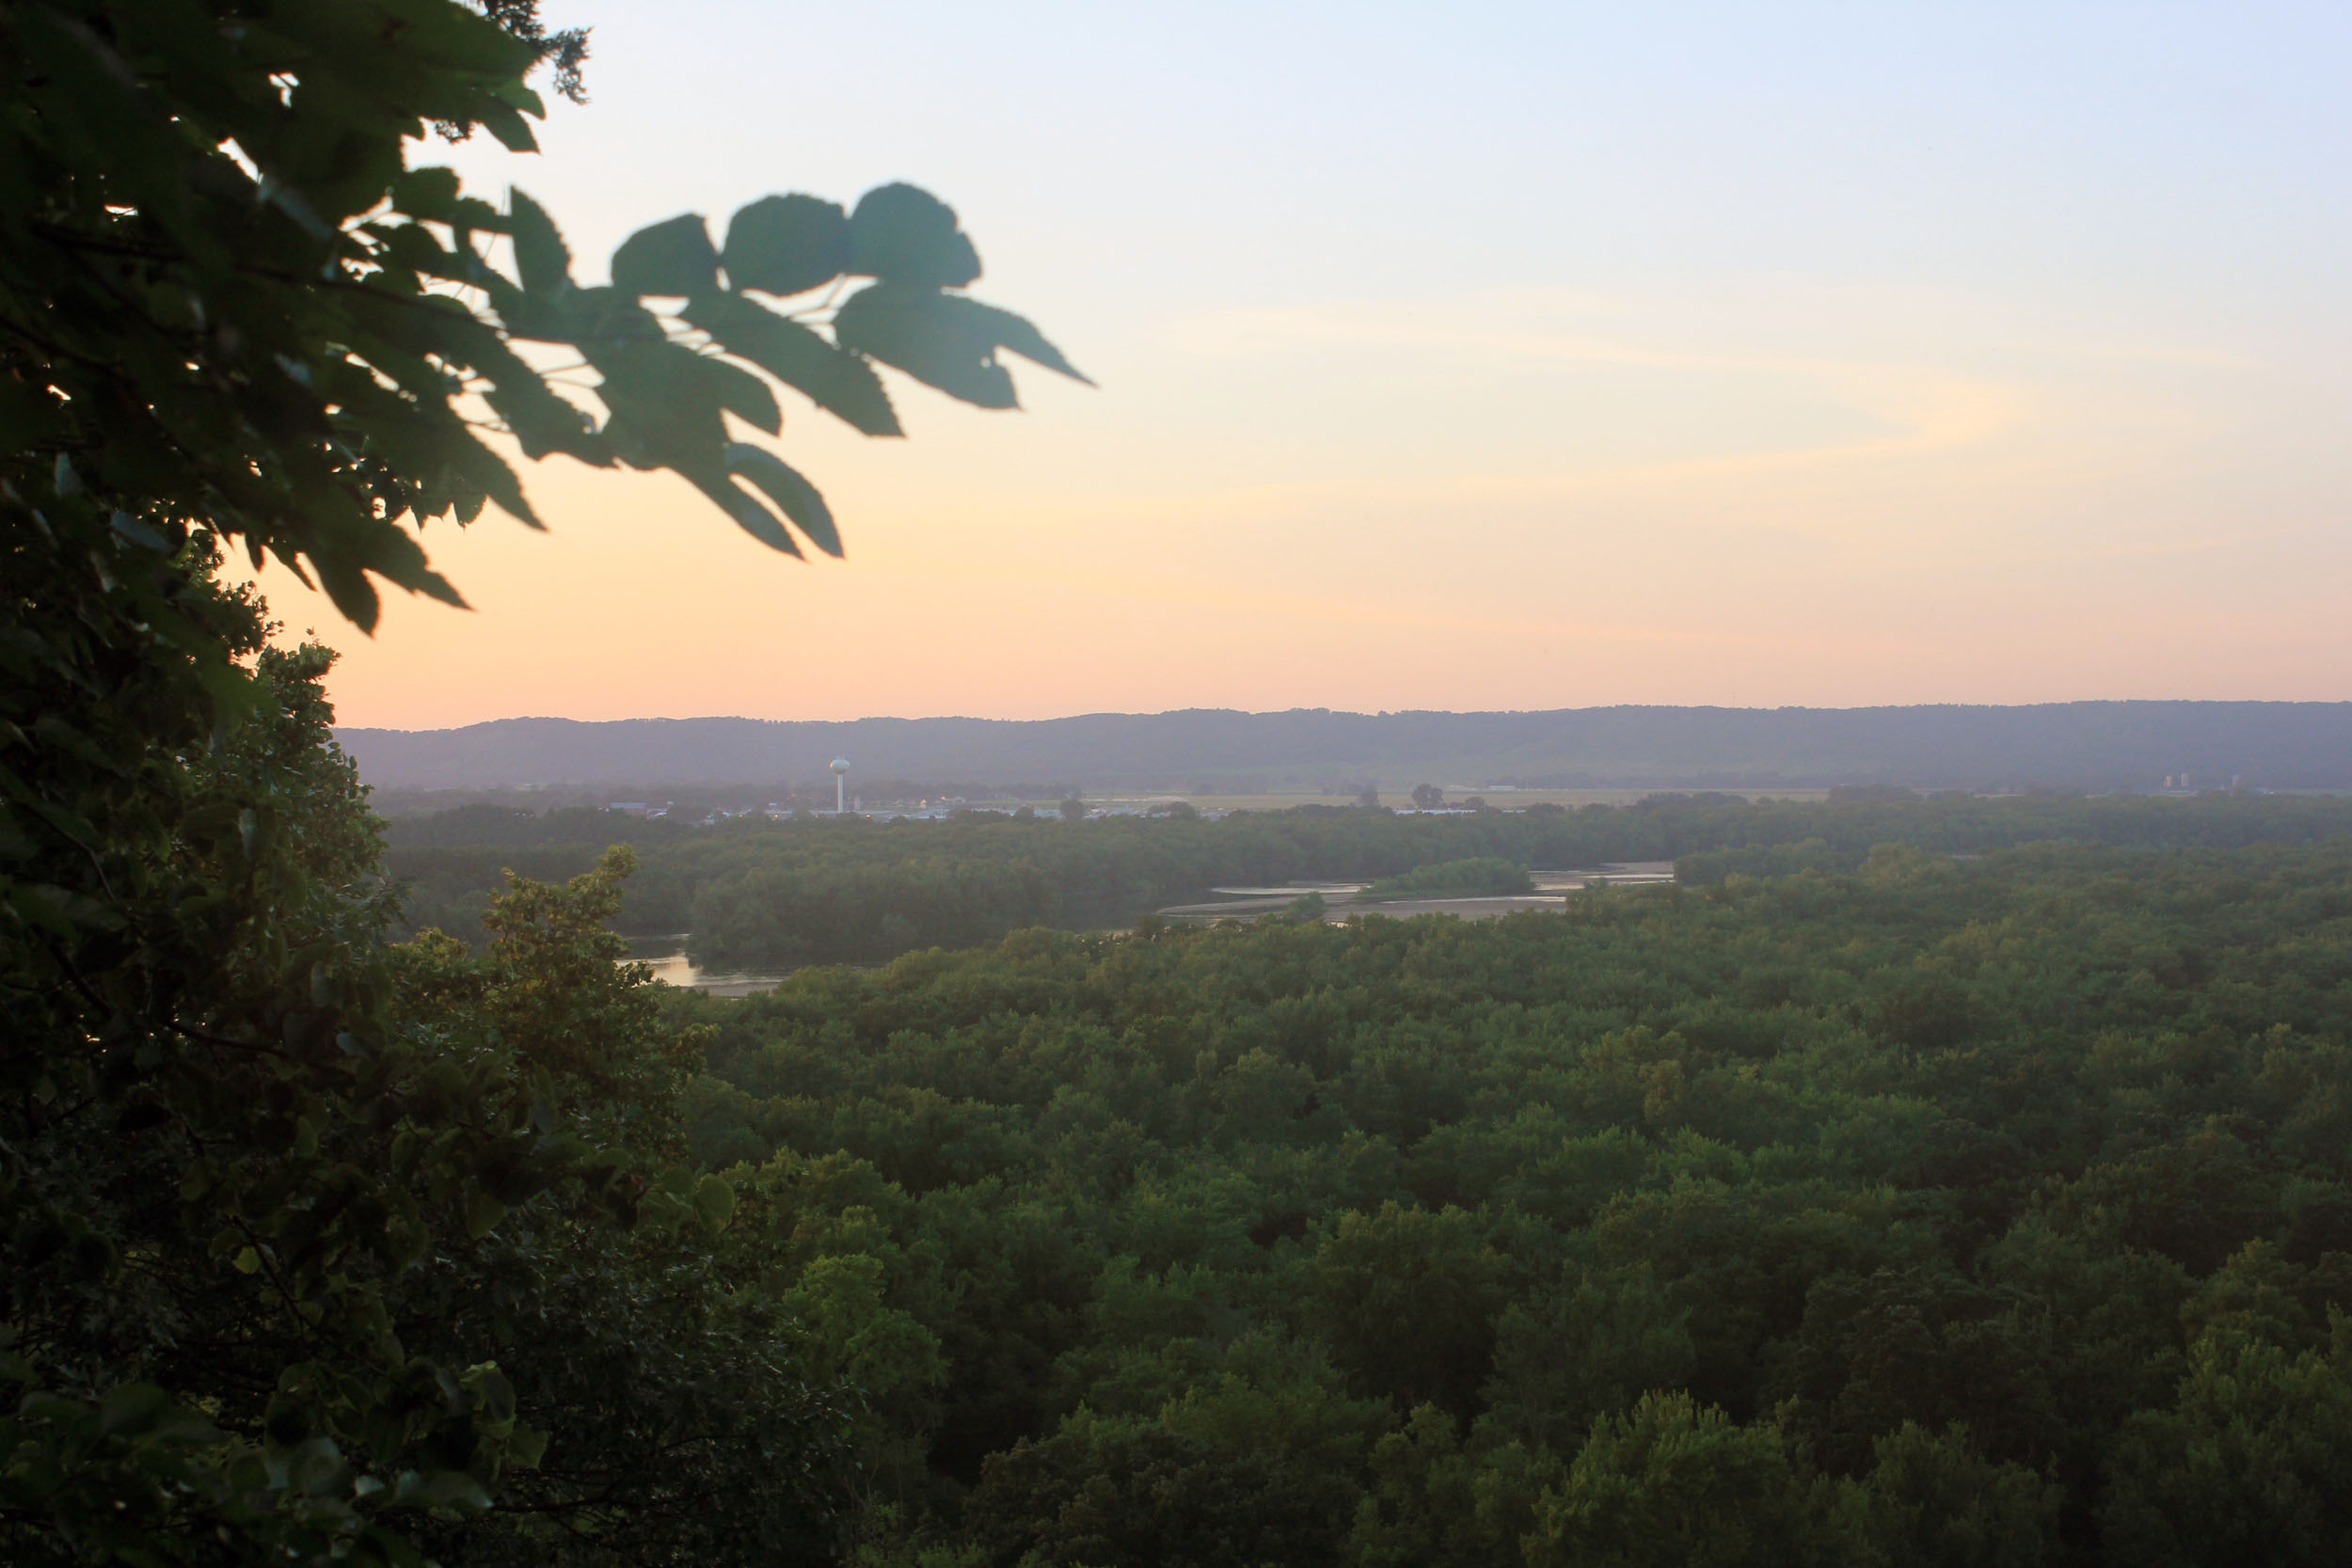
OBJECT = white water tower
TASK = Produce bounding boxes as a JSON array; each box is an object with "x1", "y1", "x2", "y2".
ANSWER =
[{"x1": 830, "y1": 756, "x2": 850, "y2": 814}]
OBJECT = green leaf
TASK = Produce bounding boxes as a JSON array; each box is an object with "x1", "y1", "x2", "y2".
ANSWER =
[
  {"x1": 506, "y1": 1423, "x2": 549, "y2": 1470},
  {"x1": 726, "y1": 445, "x2": 840, "y2": 558},
  {"x1": 834, "y1": 286, "x2": 1090, "y2": 408},
  {"x1": 594, "y1": 336, "x2": 779, "y2": 465},
  {"x1": 389, "y1": 166, "x2": 463, "y2": 221},
  {"x1": 494, "y1": 78, "x2": 548, "y2": 118},
  {"x1": 292, "y1": 1437, "x2": 352, "y2": 1498},
  {"x1": 975, "y1": 304, "x2": 1093, "y2": 386},
  {"x1": 723, "y1": 195, "x2": 851, "y2": 296},
  {"x1": 704, "y1": 357, "x2": 783, "y2": 435},
  {"x1": 461, "y1": 1364, "x2": 516, "y2": 1429},
  {"x1": 692, "y1": 1173, "x2": 739, "y2": 1233},
  {"x1": 679, "y1": 471, "x2": 802, "y2": 560},
  {"x1": 849, "y1": 183, "x2": 982, "y2": 288},
  {"x1": 294, "y1": 511, "x2": 469, "y2": 634},
  {"x1": 98, "y1": 1383, "x2": 171, "y2": 1437},
  {"x1": 476, "y1": 95, "x2": 541, "y2": 153},
  {"x1": 391, "y1": 1469, "x2": 492, "y2": 1513},
  {"x1": 479, "y1": 374, "x2": 598, "y2": 472},
  {"x1": 464, "y1": 1191, "x2": 506, "y2": 1240},
  {"x1": 683, "y1": 292, "x2": 901, "y2": 436},
  {"x1": 20, "y1": 1391, "x2": 100, "y2": 1442},
  {"x1": 4, "y1": 884, "x2": 80, "y2": 940},
  {"x1": 506, "y1": 190, "x2": 572, "y2": 299},
  {"x1": 631, "y1": 1165, "x2": 704, "y2": 1234},
  {"x1": 611, "y1": 214, "x2": 718, "y2": 297},
  {"x1": 835, "y1": 288, "x2": 1009, "y2": 407},
  {"x1": 110, "y1": 513, "x2": 171, "y2": 552}
]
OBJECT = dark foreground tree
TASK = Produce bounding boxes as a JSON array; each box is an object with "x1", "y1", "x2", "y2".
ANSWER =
[{"x1": 1, "y1": 0, "x2": 1078, "y2": 1560}]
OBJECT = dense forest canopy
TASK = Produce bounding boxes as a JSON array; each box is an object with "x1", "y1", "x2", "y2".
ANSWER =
[
  {"x1": 383, "y1": 792, "x2": 2352, "y2": 964},
  {"x1": 664, "y1": 836, "x2": 2352, "y2": 1565}
]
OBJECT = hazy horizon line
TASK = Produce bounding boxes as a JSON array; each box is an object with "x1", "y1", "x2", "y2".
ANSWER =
[{"x1": 334, "y1": 695, "x2": 2352, "y2": 736}]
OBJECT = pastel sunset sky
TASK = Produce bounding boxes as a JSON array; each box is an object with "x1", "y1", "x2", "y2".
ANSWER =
[{"x1": 253, "y1": 1, "x2": 2352, "y2": 730}]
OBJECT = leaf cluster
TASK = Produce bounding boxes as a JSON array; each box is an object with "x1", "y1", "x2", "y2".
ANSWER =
[
  {"x1": 2, "y1": 2, "x2": 1080, "y2": 1563},
  {"x1": 1, "y1": 0, "x2": 1082, "y2": 629}
]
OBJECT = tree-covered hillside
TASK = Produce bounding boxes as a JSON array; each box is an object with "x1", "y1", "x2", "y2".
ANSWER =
[
  {"x1": 335, "y1": 700, "x2": 2352, "y2": 792},
  {"x1": 671, "y1": 839, "x2": 2352, "y2": 1565}
]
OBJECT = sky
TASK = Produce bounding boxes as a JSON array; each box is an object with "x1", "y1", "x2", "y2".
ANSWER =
[{"x1": 257, "y1": 1, "x2": 2352, "y2": 730}]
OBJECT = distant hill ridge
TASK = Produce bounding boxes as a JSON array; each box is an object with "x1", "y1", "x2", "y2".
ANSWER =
[{"x1": 332, "y1": 702, "x2": 2352, "y2": 792}]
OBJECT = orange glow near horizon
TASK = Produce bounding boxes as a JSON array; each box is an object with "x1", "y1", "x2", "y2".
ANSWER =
[{"x1": 248, "y1": 4, "x2": 2352, "y2": 730}]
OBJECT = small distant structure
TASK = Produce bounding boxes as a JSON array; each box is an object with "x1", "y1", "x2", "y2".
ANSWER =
[{"x1": 830, "y1": 756, "x2": 851, "y2": 814}]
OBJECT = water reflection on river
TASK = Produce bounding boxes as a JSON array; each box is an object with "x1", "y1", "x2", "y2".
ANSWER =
[{"x1": 618, "y1": 938, "x2": 792, "y2": 999}]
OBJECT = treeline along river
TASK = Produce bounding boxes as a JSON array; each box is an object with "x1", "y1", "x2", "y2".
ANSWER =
[{"x1": 384, "y1": 793, "x2": 2352, "y2": 967}]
